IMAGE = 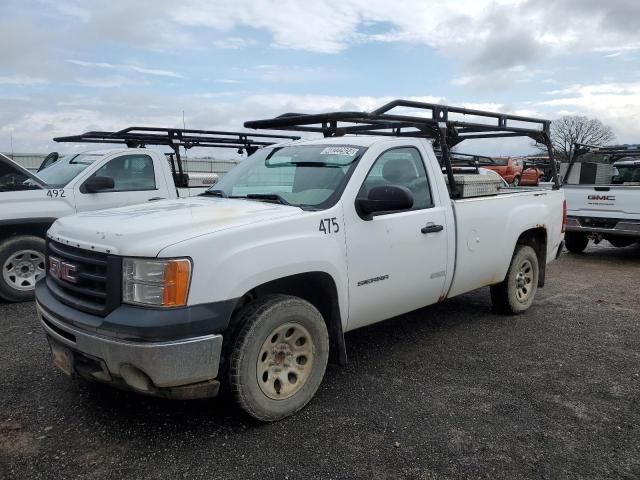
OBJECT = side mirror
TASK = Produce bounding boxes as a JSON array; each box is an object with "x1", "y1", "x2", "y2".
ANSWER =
[
  {"x1": 356, "y1": 185, "x2": 414, "y2": 219},
  {"x1": 84, "y1": 176, "x2": 115, "y2": 193},
  {"x1": 38, "y1": 152, "x2": 59, "y2": 172}
]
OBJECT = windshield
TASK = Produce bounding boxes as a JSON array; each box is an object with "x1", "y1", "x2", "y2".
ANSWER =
[
  {"x1": 37, "y1": 153, "x2": 102, "y2": 187},
  {"x1": 208, "y1": 144, "x2": 365, "y2": 209},
  {"x1": 612, "y1": 163, "x2": 640, "y2": 184},
  {"x1": 0, "y1": 160, "x2": 42, "y2": 191}
]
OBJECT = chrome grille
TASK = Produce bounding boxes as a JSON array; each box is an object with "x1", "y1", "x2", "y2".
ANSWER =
[{"x1": 46, "y1": 240, "x2": 121, "y2": 316}]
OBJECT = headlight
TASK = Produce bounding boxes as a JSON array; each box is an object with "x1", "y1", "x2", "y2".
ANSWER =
[{"x1": 122, "y1": 258, "x2": 191, "y2": 307}]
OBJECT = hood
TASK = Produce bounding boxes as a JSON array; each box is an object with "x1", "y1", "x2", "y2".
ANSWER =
[
  {"x1": 48, "y1": 197, "x2": 303, "y2": 256},
  {"x1": 0, "y1": 153, "x2": 45, "y2": 191}
]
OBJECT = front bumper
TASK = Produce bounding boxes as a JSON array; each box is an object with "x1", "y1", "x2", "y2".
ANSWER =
[
  {"x1": 565, "y1": 216, "x2": 640, "y2": 237},
  {"x1": 37, "y1": 302, "x2": 224, "y2": 399}
]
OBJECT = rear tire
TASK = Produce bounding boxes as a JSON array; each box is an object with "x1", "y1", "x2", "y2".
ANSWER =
[
  {"x1": 229, "y1": 295, "x2": 329, "y2": 422},
  {"x1": 0, "y1": 235, "x2": 46, "y2": 302},
  {"x1": 565, "y1": 232, "x2": 589, "y2": 253},
  {"x1": 490, "y1": 245, "x2": 539, "y2": 315}
]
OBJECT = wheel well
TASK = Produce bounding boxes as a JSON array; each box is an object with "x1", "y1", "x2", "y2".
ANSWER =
[
  {"x1": 231, "y1": 272, "x2": 347, "y2": 366},
  {"x1": 0, "y1": 221, "x2": 52, "y2": 243},
  {"x1": 516, "y1": 227, "x2": 547, "y2": 287}
]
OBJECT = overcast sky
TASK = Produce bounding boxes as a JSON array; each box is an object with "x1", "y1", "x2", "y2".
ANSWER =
[{"x1": 1, "y1": 0, "x2": 639, "y2": 156}]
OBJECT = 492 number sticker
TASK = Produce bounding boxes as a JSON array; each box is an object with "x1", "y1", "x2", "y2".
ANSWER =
[
  {"x1": 319, "y1": 217, "x2": 340, "y2": 234},
  {"x1": 46, "y1": 189, "x2": 65, "y2": 198}
]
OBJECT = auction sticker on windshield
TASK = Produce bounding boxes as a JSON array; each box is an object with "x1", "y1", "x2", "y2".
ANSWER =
[{"x1": 320, "y1": 146, "x2": 359, "y2": 156}]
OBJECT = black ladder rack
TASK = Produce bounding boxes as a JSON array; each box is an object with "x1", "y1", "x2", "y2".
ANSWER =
[
  {"x1": 54, "y1": 127, "x2": 300, "y2": 188},
  {"x1": 244, "y1": 99, "x2": 560, "y2": 197},
  {"x1": 564, "y1": 143, "x2": 640, "y2": 184}
]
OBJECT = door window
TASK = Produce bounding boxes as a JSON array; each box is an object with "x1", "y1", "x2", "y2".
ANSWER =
[
  {"x1": 86, "y1": 154, "x2": 156, "y2": 192},
  {"x1": 358, "y1": 147, "x2": 433, "y2": 210}
]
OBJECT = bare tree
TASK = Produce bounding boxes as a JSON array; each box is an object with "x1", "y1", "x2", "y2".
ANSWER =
[{"x1": 548, "y1": 115, "x2": 615, "y2": 161}]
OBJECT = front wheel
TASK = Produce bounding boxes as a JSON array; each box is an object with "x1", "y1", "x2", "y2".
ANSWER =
[
  {"x1": 0, "y1": 235, "x2": 46, "y2": 302},
  {"x1": 490, "y1": 245, "x2": 539, "y2": 315},
  {"x1": 565, "y1": 232, "x2": 589, "y2": 253},
  {"x1": 229, "y1": 295, "x2": 329, "y2": 422},
  {"x1": 511, "y1": 176, "x2": 521, "y2": 187}
]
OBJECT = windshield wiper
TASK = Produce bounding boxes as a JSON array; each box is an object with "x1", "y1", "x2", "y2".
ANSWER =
[
  {"x1": 200, "y1": 190, "x2": 291, "y2": 206},
  {"x1": 241, "y1": 193, "x2": 291, "y2": 205},
  {"x1": 200, "y1": 189, "x2": 227, "y2": 198}
]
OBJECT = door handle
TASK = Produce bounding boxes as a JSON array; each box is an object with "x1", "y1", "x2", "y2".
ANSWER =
[
  {"x1": 147, "y1": 197, "x2": 166, "y2": 201},
  {"x1": 421, "y1": 223, "x2": 444, "y2": 234}
]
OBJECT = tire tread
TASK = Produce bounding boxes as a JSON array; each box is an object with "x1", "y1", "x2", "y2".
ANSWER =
[{"x1": 229, "y1": 294, "x2": 327, "y2": 422}]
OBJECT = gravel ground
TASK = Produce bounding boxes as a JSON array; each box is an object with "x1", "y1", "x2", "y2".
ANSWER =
[{"x1": 1, "y1": 242, "x2": 639, "y2": 480}]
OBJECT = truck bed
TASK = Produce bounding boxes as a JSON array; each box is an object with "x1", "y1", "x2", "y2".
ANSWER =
[{"x1": 447, "y1": 188, "x2": 565, "y2": 298}]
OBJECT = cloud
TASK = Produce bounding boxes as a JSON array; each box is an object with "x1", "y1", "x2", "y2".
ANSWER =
[
  {"x1": 0, "y1": 75, "x2": 48, "y2": 86},
  {"x1": 66, "y1": 60, "x2": 185, "y2": 78},
  {"x1": 212, "y1": 37, "x2": 257, "y2": 49},
  {"x1": 537, "y1": 81, "x2": 640, "y2": 142},
  {"x1": 73, "y1": 75, "x2": 149, "y2": 88},
  {"x1": 167, "y1": 0, "x2": 640, "y2": 65},
  {"x1": 452, "y1": 66, "x2": 536, "y2": 90},
  {"x1": 1, "y1": 89, "x2": 637, "y2": 157},
  {"x1": 6, "y1": 1, "x2": 640, "y2": 88},
  {"x1": 467, "y1": 31, "x2": 543, "y2": 72},
  {"x1": 24, "y1": 0, "x2": 636, "y2": 95}
]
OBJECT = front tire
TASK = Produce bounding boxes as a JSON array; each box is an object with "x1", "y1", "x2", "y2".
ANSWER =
[
  {"x1": 511, "y1": 176, "x2": 521, "y2": 187},
  {"x1": 490, "y1": 245, "x2": 539, "y2": 315},
  {"x1": 229, "y1": 295, "x2": 329, "y2": 422},
  {"x1": 565, "y1": 232, "x2": 589, "y2": 253},
  {"x1": 0, "y1": 235, "x2": 46, "y2": 302}
]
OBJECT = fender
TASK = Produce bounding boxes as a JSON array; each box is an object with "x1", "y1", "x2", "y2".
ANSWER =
[
  {"x1": 0, "y1": 217, "x2": 58, "y2": 239},
  {"x1": 159, "y1": 207, "x2": 350, "y2": 331}
]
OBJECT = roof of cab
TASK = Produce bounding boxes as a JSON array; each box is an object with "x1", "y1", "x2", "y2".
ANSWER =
[
  {"x1": 266, "y1": 135, "x2": 430, "y2": 149},
  {"x1": 76, "y1": 148, "x2": 150, "y2": 156}
]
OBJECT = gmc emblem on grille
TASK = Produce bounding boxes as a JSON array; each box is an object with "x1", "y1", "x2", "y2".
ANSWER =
[
  {"x1": 588, "y1": 195, "x2": 615, "y2": 201},
  {"x1": 49, "y1": 256, "x2": 78, "y2": 283}
]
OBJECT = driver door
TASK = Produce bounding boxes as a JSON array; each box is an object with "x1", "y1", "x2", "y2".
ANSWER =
[
  {"x1": 75, "y1": 154, "x2": 167, "y2": 213},
  {"x1": 345, "y1": 147, "x2": 449, "y2": 330}
]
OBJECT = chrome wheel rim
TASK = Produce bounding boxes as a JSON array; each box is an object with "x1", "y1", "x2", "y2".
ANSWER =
[
  {"x1": 515, "y1": 259, "x2": 534, "y2": 302},
  {"x1": 2, "y1": 249, "x2": 46, "y2": 291},
  {"x1": 257, "y1": 322, "x2": 315, "y2": 400}
]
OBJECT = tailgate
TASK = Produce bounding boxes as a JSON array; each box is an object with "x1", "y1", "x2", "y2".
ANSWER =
[{"x1": 565, "y1": 185, "x2": 640, "y2": 220}]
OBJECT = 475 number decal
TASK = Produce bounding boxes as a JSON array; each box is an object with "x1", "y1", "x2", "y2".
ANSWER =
[
  {"x1": 46, "y1": 189, "x2": 65, "y2": 198},
  {"x1": 318, "y1": 217, "x2": 340, "y2": 234}
]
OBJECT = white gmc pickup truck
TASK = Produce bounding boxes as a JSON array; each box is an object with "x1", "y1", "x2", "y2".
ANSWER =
[
  {"x1": 36, "y1": 102, "x2": 565, "y2": 421},
  {"x1": 0, "y1": 128, "x2": 296, "y2": 301},
  {"x1": 563, "y1": 144, "x2": 640, "y2": 253}
]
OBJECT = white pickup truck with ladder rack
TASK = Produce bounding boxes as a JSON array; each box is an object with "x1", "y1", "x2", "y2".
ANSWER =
[
  {"x1": 563, "y1": 143, "x2": 640, "y2": 252},
  {"x1": 36, "y1": 100, "x2": 565, "y2": 421},
  {"x1": 0, "y1": 128, "x2": 298, "y2": 301}
]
